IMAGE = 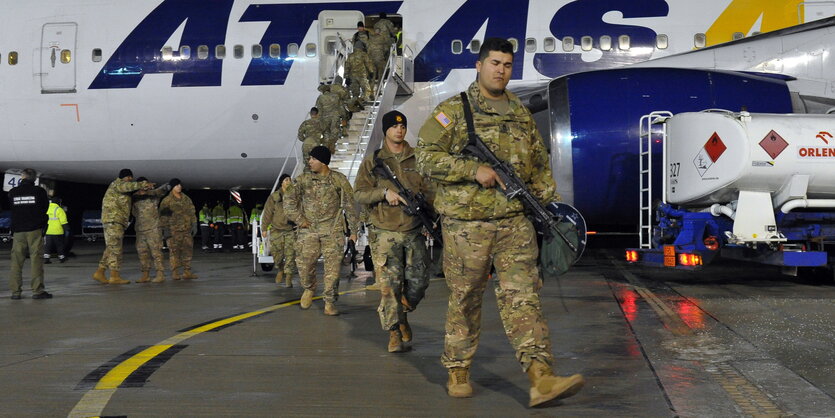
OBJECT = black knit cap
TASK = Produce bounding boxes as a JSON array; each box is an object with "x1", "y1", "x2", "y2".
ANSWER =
[
  {"x1": 381, "y1": 110, "x2": 407, "y2": 135},
  {"x1": 309, "y1": 145, "x2": 331, "y2": 165},
  {"x1": 118, "y1": 168, "x2": 133, "y2": 179},
  {"x1": 169, "y1": 178, "x2": 181, "y2": 187},
  {"x1": 278, "y1": 174, "x2": 291, "y2": 186}
]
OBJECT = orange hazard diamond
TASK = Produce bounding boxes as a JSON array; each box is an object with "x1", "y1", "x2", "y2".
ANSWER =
[
  {"x1": 704, "y1": 132, "x2": 727, "y2": 162},
  {"x1": 759, "y1": 130, "x2": 788, "y2": 159}
]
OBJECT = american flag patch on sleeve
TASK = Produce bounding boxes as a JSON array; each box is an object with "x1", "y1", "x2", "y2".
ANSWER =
[{"x1": 434, "y1": 112, "x2": 451, "y2": 128}]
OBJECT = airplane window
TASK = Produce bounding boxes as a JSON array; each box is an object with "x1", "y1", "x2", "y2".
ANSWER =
[
  {"x1": 544, "y1": 37, "x2": 556, "y2": 52},
  {"x1": 562, "y1": 37, "x2": 574, "y2": 52},
  {"x1": 60, "y1": 49, "x2": 72, "y2": 64},
  {"x1": 92, "y1": 48, "x2": 102, "y2": 62},
  {"x1": 197, "y1": 45, "x2": 209, "y2": 60},
  {"x1": 305, "y1": 43, "x2": 316, "y2": 57},
  {"x1": 8, "y1": 51, "x2": 17, "y2": 65},
  {"x1": 270, "y1": 44, "x2": 280, "y2": 58},
  {"x1": 618, "y1": 35, "x2": 630, "y2": 50},
  {"x1": 508, "y1": 38, "x2": 519, "y2": 53},
  {"x1": 451, "y1": 40, "x2": 462, "y2": 55},
  {"x1": 252, "y1": 44, "x2": 263, "y2": 59},
  {"x1": 469, "y1": 39, "x2": 480, "y2": 54},
  {"x1": 215, "y1": 45, "x2": 226, "y2": 59},
  {"x1": 694, "y1": 33, "x2": 706, "y2": 49},
  {"x1": 180, "y1": 46, "x2": 191, "y2": 59},
  {"x1": 525, "y1": 38, "x2": 536, "y2": 53},
  {"x1": 581, "y1": 36, "x2": 593, "y2": 51},
  {"x1": 234, "y1": 45, "x2": 244, "y2": 59},
  {"x1": 326, "y1": 39, "x2": 337, "y2": 56},
  {"x1": 732, "y1": 32, "x2": 744, "y2": 41},
  {"x1": 656, "y1": 34, "x2": 668, "y2": 49},
  {"x1": 161, "y1": 46, "x2": 173, "y2": 60},
  {"x1": 287, "y1": 43, "x2": 299, "y2": 58},
  {"x1": 599, "y1": 35, "x2": 612, "y2": 51}
]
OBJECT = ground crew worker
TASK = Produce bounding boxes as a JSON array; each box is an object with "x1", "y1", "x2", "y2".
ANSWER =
[
  {"x1": 159, "y1": 179, "x2": 198, "y2": 280},
  {"x1": 354, "y1": 111, "x2": 430, "y2": 353},
  {"x1": 315, "y1": 84, "x2": 344, "y2": 152},
  {"x1": 8, "y1": 168, "x2": 51, "y2": 300},
  {"x1": 285, "y1": 146, "x2": 358, "y2": 316},
  {"x1": 416, "y1": 38, "x2": 584, "y2": 406},
  {"x1": 368, "y1": 28, "x2": 391, "y2": 87},
  {"x1": 228, "y1": 201, "x2": 246, "y2": 250},
  {"x1": 44, "y1": 197, "x2": 68, "y2": 264},
  {"x1": 298, "y1": 107, "x2": 325, "y2": 163},
  {"x1": 93, "y1": 169, "x2": 152, "y2": 285},
  {"x1": 261, "y1": 174, "x2": 296, "y2": 287},
  {"x1": 352, "y1": 21, "x2": 370, "y2": 47},
  {"x1": 199, "y1": 203, "x2": 213, "y2": 251},
  {"x1": 211, "y1": 201, "x2": 226, "y2": 250},
  {"x1": 345, "y1": 42, "x2": 375, "y2": 102},
  {"x1": 249, "y1": 203, "x2": 263, "y2": 248},
  {"x1": 373, "y1": 12, "x2": 397, "y2": 41},
  {"x1": 131, "y1": 178, "x2": 170, "y2": 283}
]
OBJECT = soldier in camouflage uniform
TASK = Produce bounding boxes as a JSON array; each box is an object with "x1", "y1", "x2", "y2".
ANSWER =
[
  {"x1": 373, "y1": 12, "x2": 397, "y2": 41},
  {"x1": 285, "y1": 146, "x2": 358, "y2": 316},
  {"x1": 345, "y1": 41, "x2": 375, "y2": 102},
  {"x1": 355, "y1": 111, "x2": 430, "y2": 353},
  {"x1": 416, "y1": 38, "x2": 584, "y2": 407},
  {"x1": 298, "y1": 107, "x2": 325, "y2": 163},
  {"x1": 159, "y1": 179, "x2": 198, "y2": 280},
  {"x1": 367, "y1": 28, "x2": 392, "y2": 89},
  {"x1": 93, "y1": 169, "x2": 152, "y2": 285},
  {"x1": 314, "y1": 84, "x2": 345, "y2": 153},
  {"x1": 132, "y1": 178, "x2": 171, "y2": 283},
  {"x1": 351, "y1": 21, "x2": 370, "y2": 47},
  {"x1": 330, "y1": 75, "x2": 352, "y2": 137},
  {"x1": 261, "y1": 174, "x2": 296, "y2": 287}
]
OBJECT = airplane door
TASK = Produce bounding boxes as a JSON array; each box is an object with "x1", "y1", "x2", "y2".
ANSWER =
[
  {"x1": 318, "y1": 11, "x2": 364, "y2": 82},
  {"x1": 41, "y1": 23, "x2": 77, "y2": 93}
]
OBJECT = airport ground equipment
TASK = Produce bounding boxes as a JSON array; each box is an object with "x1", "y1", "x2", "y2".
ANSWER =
[
  {"x1": 0, "y1": 210, "x2": 10, "y2": 243},
  {"x1": 628, "y1": 110, "x2": 835, "y2": 276},
  {"x1": 81, "y1": 210, "x2": 104, "y2": 242}
]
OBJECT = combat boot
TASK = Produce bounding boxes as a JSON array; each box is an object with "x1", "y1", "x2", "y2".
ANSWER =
[
  {"x1": 92, "y1": 268, "x2": 108, "y2": 284},
  {"x1": 446, "y1": 367, "x2": 473, "y2": 398},
  {"x1": 182, "y1": 270, "x2": 198, "y2": 280},
  {"x1": 108, "y1": 271, "x2": 130, "y2": 285},
  {"x1": 172, "y1": 269, "x2": 182, "y2": 280},
  {"x1": 151, "y1": 270, "x2": 165, "y2": 283},
  {"x1": 285, "y1": 274, "x2": 293, "y2": 288},
  {"x1": 399, "y1": 315, "x2": 412, "y2": 343},
  {"x1": 136, "y1": 271, "x2": 151, "y2": 283},
  {"x1": 324, "y1": 302, "x2": 339, "y2": 316},
  {"x1": 526, "y1": 359, "x2": 584, "y2": 407},
  {"x1": 388, "y1": 329, "x2": 405, "y2": 353},
  {"x1": 275, "y1": 271, "x2": 284, "y2": 284},
  {"x1": 300, "y1": 289, "x2": 313, "y2": 309}
]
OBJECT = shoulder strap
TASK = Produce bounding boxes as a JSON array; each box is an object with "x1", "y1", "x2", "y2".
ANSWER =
[{"x1": 459, "y1": 92, "x2": 478, "y2": 145}]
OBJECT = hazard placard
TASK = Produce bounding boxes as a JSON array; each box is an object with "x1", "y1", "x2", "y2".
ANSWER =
[
  {"x1": 759, "y1": 130, "x2": 788, "y2": 159},
  {"x1": 704, "y1": 132, "x2": 727, "y2": 162}
]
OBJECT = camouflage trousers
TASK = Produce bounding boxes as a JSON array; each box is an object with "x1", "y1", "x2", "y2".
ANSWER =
[
  {"x1": 168, "y1": 230, "x2": 193, "y2": 273},
  {"x1": 9, "y1": 230, "x2": 45, "y2": 295},
  {"x1": 296, "y1": 220, "x2": 343, "y2": 303},
  {"x1": 269, "y1": 229, "x2": 296, "y2": 277},
  {"x1": 370, "y1": 227, "x2": 429, "y2": 330},
  {"x1": 348, "y1": 75, "x2": 373, "y2": 101},
  {"x1": 136, "y1": 228, "x2": 165, "y2": 273},
  {"x1": 98, "y1": 222, "x2": 126, "y2": 271},
  {"x1": 440, "y1": 215, "x2": 553, "y2": 372},
  {"x1": 320, "y1": 115, "x2": 341, "y2": 150}
]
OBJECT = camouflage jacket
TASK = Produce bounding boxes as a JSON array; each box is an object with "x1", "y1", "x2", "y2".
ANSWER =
[
  {"x1": 285, "y1": 169, "x2": 359, "y2": 234},
  {"x1": 354, "y1": 142, "x2": 428, "y2": 232},
  {"x1": 315, "y1": 91, "x2": 344, "y2": 119},
  {"x1": 373, "y1": 18, "x2": 396, "y2": 40},
  {"x1": 297, "y1": 118, "x2": 324, "y2": 143},
  {"x1": 352, "y1": 29, "x2": 370, "y2": 47},
  {"x1": 160, "y1": 193, "x2": 197, "y2": 232},
  {"x1": 367, "y1": 32, "x2": 391, "y2": 60},
  {"x1": 345, "y1": 50, "x2": 374, "y2": 79},
  {"x1": 131, "y1": 186, "x2": 169, "y2": 232},
  {"x1": 102, "y1": 178, "x2": 150, "y2": 226},
  {"x1": 261, "y1": 190, "x2": 293, "y2": 232},
  {"x1": 329, "y1": 84, "x2": 350, "y2": 117},
  {"x1": 416, "y1": 81, "x2": 557, "y2": 221}
]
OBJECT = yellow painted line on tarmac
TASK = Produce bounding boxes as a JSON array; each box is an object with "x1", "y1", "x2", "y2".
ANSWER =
[{"x1": 68, "y1": 286, "x2": 371, "y2": 418}]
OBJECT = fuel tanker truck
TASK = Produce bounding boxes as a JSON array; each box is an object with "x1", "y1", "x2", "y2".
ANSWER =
[{"x1": 627, "y1": 110, "x2": 835, "y2": 278}]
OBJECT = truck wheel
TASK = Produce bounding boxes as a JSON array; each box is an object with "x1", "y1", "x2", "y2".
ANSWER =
[{"x1": 261, "y1": 263, "x2": 274, "y2": 272}]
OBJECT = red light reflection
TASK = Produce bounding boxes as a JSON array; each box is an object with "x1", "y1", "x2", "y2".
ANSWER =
[
  {"x1": 675, "y1": 300, "x2": 705, "y2": 330},
  {"x1": 620, "y1": 288, "x2": 638, "y2": 322}
]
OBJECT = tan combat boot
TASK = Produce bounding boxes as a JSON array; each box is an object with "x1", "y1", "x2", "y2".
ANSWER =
[
  {"x1": 285, "y1": 274, "x2": 293, "y2": 288},
  {"x1": 388, "y1": 329, "x2": 405, "y2": 353},
  {"x1": 446, "y1": 367, "x2": 473, "y2": 398},
  {"x1": 151, "y1": 270, "x2": 165, "y2": 283},
  {"x1": 171, "y1": 268, "x2": 182, "y2": 280},
  {"x1": 182, "y1": 270, "x2": 198, "y2": 280},
  {"x1": 300, "y1": 289, "x2": 313, "y2": 309},
  {"x1": 108, "y1": 271, "x2": 130, "y2": 285},
  {"x1": 526, "y1": 359, "x2": 584, "y2": 407},
  {"x1": 136, "y1": 271, "x2": 151, "y2": 283},
  {"x1": 399, "y1": 315, "x2": 412, "y2": 343},
  {"x1": 92, "y1": 267, "x2": 108, "y2": 284},
  {"x1": 275, "y1": 271, "x2": 284, "y2": 284},
  {"x1": 324, "y1": 301, "x2": 339, "y2": 316}
]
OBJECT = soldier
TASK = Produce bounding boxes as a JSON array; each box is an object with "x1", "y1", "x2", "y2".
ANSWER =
[
  {"x1": 159, "y1": 179, "x2": 198, "y2": 280},
  {"x1": 330, "y1": 76, "x2": 352, "y2": 136},
  {"x1": 354, "y1": 111, "x2": 430, "y2": 353},
  {"x1": 132, "y1": 178, "x2": 171, "y2": 283},
  {"x1": 198, "y1": 203, "x2": 213, "y2": 251},
  {"x1": 227, "y1": 200, "x2": 246, "y2": 250},
  {"x1": 285, "y1": 146, "x2": 358, "y2": 316},
  {"x1": 416, "y1": 38, "x2": 584, "y2": 407},
  {"x1": 8, "y1": 168, "x2": 51, "y2": 300},
  {"x1": 314, "y1": 84, "x2": 344, "y2": 152},
  {"x1": 373, "y1": 12, "x2": 397, "y2": 41},
  {"x1": 351, "y1": 21, "x2": 369, "y2": 47},
  {"x1": 261, "y1": 174, "x2": 295, "y2": 287},
  {"x1": 367, "y1": 28, "x2": 391, "y2": 86},
  {"x1": 211, "y1": 201, "x2": 226, "y2": 250},
  {"x1": 93, "y1": 169, "x2": 152, "y2": 285},
  {"x1": 298, "y1": 107, "x2": 325, "y2": 162},
  {"x1": 345, "y1": 41, "x2": 375, "y2": 102}
]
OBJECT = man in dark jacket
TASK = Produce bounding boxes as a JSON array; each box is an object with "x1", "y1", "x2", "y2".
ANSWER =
[{"x1": 8, "y1": 168, "x2": 51, "y2": 299}]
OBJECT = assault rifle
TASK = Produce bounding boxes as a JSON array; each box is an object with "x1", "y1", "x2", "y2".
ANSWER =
[{"x1": 372, "y1": 158, "x2": 443, "y2": 246}]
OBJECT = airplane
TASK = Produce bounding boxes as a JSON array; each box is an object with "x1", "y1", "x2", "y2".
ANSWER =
[{"x1": 1, "y1": 0, "x2": 834, "y2": 230}]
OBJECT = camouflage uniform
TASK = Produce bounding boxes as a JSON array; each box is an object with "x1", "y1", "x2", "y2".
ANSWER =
[
  {"x1": 367, "y1": 31, "x2": 391, "y2": 86},
  {"x1": 330, "y1": 77, "x2": 351, "y2": 119},
  {"x1": 160, "y1": 193, "x2": 197, "y2": 276},
  {"x1": 298, "y1": 117, "x2": 325, "y2": 160},
  {"x1": 132, "y1": 187, "x2": 169, "y2": 274},
  {"x1": 314, "y1": 85, "x2": 344, "y2": 152},
  {"x1": 99, "y1": 178, "x2": 150, "y2": 272},
  {"x1": 345, "y1": 48, "x2": 375, "y2": 102},
  {"x1": 261, "y1": 189, "x2": 296, "y2": 279},
  {"x1": 285, "y1": 169, "x2": 358, "y2": 304},
  {"x1": 373, "y1": 18, "x2": 397, "y2": 41},
  {"x1": 354, "y1": 142, "x2": 430, "y2": 330},
  {"x1": 416, "y1": 81, "x2": 558, "y2": 373}
]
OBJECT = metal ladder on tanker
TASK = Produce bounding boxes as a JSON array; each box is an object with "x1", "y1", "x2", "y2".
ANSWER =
[{"x1": 638, "y1": 111, "x2": 672, "y2": 249}]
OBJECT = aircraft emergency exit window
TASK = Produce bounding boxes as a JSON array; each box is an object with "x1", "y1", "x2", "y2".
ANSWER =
[
  {"x1": 305, "y1": 43, "x2": 316, "y2": 57},
  {"x1": 326, "y1": 39, "x2": 337, "y2": 56},
  {"x1": 544, "y1": 37, "x2": 556, "y2": 52},
  {"x1": 252, "y1": 44, "x2": 263, "y2": 59},
  {"x1": 599, "y1": 35, "x2": 612, "y2": 51},
  {"x1": 215, "y1": 45, "x2": 226, "y2": 59},
  {"x1": 525, "y1": 38, "x2": 536, "y2": 53},
  {"x1": 8, "y1": 51, "x2": 17, "y2": 65},
  {"x1": 234, "y1": 45, "x2": 244, "y2": 59},
  {"x1": 180, "y1": 46, "x2": 191, "y2": 59},
  {"x1": 508, "y1": 38, "x2": 519, "y2": 52},
  {"x1": 92, "y1": 48, "x2": 102, "y2": 62},
  {"x1": 618, "y1": 35, "x2": 630, "y2": 50},
  {"x1": 694, "y1": 33, "x2": 706, "y2": 49},
  {"x1": 287, "y1": 43, "x2": 299, "y2": 58},
  {"x1": 60, "y1": 49, "x2": 72, "y2": 64},
  {"x1": 161, "y1": 46, "x2": 173, "y2": 60},
  {"x1": 581, "y1": 36, "x2": 593, "y2": 51},
  {"x1": 732, "y1": 32, "x2": 744, "y2": 41},
  {"x1": 656, "y1": 34, "x2": 668, "y2": 49},
  {"x1": 562, "y1": 37, "x2": 574, "y2": 52},
  {"x1": 469, "y1": 40, "x2": 480, "y2": 54},
  {"x1": 269, "y1": 44, "x2": 280, "y2": 58},
  {"x1": 197, "y1": 45, "x2": 209, "y2": 60},
  {"x1": 451, "y1": 40, "x2": 463, "y2": 55}
]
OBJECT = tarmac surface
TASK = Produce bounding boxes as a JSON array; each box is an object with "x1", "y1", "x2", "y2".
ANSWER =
[{"x1": 1, "y1": 240, "x2": 834, "y2": 417}]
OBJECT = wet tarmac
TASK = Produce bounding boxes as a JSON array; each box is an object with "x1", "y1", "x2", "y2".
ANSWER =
[{"x1": 0, "y1": 241, "x2": 833, "y2": 417}]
